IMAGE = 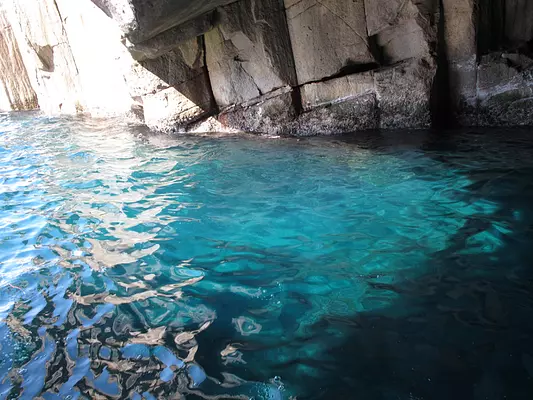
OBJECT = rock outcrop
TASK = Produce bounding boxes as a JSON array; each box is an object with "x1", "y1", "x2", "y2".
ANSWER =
[
  {"x1": 1, "y1": 0, "x2": 533, "y2": 134},
  {"x1": 0, "y1": 8, "x2": 37, "y2": 111},
  {"x1": 442, "y1": 0, "x2": 533, "y2": 126}
]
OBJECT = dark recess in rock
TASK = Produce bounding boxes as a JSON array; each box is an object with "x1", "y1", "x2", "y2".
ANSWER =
[
  {"x1": 90, "y1": 0, "x2": 113, "y2": 18},
  {"x1": 478, "y1": 0, "x2": 506, "y2": 56},
  {"x1": 368, "y1": 34, "x2": 385, "y2": 66},
  {"x1": 431, "y1": 0, "x2": 455, "y2": 128},
  {"x1": 478, "y1": 0, "x2": 533, "y2": 56},
  {"x1": 34, "y1": 44, "x2": 55, "y2": 73}
]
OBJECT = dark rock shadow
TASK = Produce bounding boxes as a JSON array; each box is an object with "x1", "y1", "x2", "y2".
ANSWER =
[
  {"x1": 431, "y1": 0, "x2": 456, "y2": 128},
  {"x1": 183, "y1": 128, "x2": 533, "y2": 399},
  {"x1": 276, "y1": 128, "x2": 533, "y2": 399},
  {"x1": 136, "y1": 35, "x2": 218, "y2": 125}
]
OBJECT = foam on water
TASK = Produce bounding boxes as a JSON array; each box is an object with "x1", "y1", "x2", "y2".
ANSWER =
[{"x1": 1, "y1": 112, "x2": 533, "y2": 399}]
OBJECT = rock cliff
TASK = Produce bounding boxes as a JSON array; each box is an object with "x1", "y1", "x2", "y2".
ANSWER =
[{"x1": 1, "y1": 0, "x2": 532, "y2": 135}]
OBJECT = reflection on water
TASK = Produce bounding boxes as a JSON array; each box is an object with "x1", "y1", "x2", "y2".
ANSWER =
[{"x1": 1, "y1": 112, "x2": 533, "y2": 399}]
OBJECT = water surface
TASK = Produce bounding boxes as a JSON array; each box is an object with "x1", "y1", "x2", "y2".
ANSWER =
[{"x1": 1, "y1": 112, "x2": 533, "y2": 399}]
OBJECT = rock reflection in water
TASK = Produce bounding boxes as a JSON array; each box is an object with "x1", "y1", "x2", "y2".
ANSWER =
[{"x1": 1, "y1": 113, "x2": 533, "y2": 399}]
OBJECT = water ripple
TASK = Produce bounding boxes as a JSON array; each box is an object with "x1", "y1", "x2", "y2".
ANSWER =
[{"x1": 1, "y1": 113, "x2": 533, "y2": 398}]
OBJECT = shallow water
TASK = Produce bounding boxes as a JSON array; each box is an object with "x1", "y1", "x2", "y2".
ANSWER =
[{"x1": 1, "y1": 112, "x2": 533, "y2": 399}]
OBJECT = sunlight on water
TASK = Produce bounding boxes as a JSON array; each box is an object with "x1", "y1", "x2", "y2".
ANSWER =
[{"x1": 1, "y1": 112, "x2": 533, "y2": 399}]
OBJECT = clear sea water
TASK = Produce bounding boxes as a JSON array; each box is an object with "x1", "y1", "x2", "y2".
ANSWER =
[{"x1": 1, "y1": 112, "x2": 533, "y2": 399}]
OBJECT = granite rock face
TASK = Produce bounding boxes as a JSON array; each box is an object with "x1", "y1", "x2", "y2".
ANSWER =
[
  {"x1": 288, "y1": 0, "x2": 438, "y2": 134},
  {"x1": 1, "y1": 0, "x2": 136, "y2": 115},
  {"x1": 1, "y1": 0, "x2": 533, "y2": 134},
  {"x1": 297, "y1": 93, "x2": 380, "y2": 135},
  {"x1": 442, "y1": 0, "x2": 479, "y2": 121},
  {"x1": 90, "y1": 0, "x2": 236, "y2": 43},
  {"x1": 300, "y1": 73, "x2": 375, "y2": 111},
  {"x1": 296, "y1": 58, "x2": 435, "y2": 134},
  {"x1": 442, "y1": 0, "x2": 533, "y2": 125},
  {"x1": 365, "y1": 0, "x2": 438, "y2": 63},
  {"x1": 285, "y1": 0, "x2": 375, "y2": 85},
  {"x1": 375, "y1": 59, "x2": 436, "y2": 129},
  {"x1": 218, "y1": 87, "x2": 298, "y2": 136},
  {"x1": 3, "y1": 0, "x2": 84, "y2": 114},
  {"x1": 0, "y1": 8, "x2": 37, "y2": 111},
  {"x1": 205, "y1": 0, "x2": 296, "y2": 108},
  {"x1": 131, "y1": 37, "x2": 216, "y2": 131},
  {"x1": 475, "y1": 54, "x2": 533, "y2": 126}
]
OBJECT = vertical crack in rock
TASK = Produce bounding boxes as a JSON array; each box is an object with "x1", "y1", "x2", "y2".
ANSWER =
[
  {"x1": 52, "y1": 0, "x2": 79, "y2": 76},
  {"x1": 477, "y1": 0, "x2": 506, "y2": 55},
  {"x1": 361, "y1": 0, "x2": 384, "y2": 65},
  {"x1": 200, "y1": 34, "x2": 219, "y2": 115},
  {"x1": 206, "y1": 0, "x2": 295, "y2": 107},
  {"x1": 238, "y1": 61, "x2": 263, "y2": 96},
  {"x1": 285, "y1": 0, "x2": 374, "y2": 85},
  {"x1": 431, "y1": 0, "x2": 455, "y2": 127},
  {"x1": 316, "y1": 0, "x2": 371, "y2": 54},
  {"x1": 0, "y1": 8, "x2": 39, "y2": 110}
]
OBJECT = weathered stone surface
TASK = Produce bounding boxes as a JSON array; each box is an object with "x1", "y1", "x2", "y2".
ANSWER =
[
  {"x1": 442, "y1": 0, "x2": 477, "y2": 110},
  {"x1": 90, "y1": 0, "x2": 136, "y2": 33},
  {"x1": 142, "y1": 75, "x2": 213, "y2": 132},
  {"x1": 442, "y1": 0, "x2": 476, "y2": 61},
  {"x1": 364, "y1": 0, "x2": 433, "y2": 36},
  {"x1": 141, "y1": 78, "x2": 215, "y2": 131},
  {"x1": 505, "y1": 0, "x2": 533, "y2": 44},
  {"x1": 126, "y1": 37, "x2": 215, "y2": 130},
  {"x1": 477, "y1": 66, "x2": 533, "y2": 127},
  {"x1": 450, "y1": 53, "x2": 533, "y2": 126},
  {"x1": 125, "y1": 61, "x2": 169, "y2": 98},
  {"x1": 285, "y1": 0, "x2": 374, "y2": 85},
  {"x1": 296, "y1": 73, "x2": 379, "y2": 135},
  {"x1": 502, "y1": 53, "x2": 533, "y2": 70},
  {"x1": 374, "y1": 59, "x2": 435, "y2": 129},
  {"x1": 185, "y1": 115, "x2": 235, "y2": 134},
  {"x1": 54, "y1": 0, "x2": 136, "y2": 116},
  {"x1": 91, "y1": 0, "x2": 235, "y2": 43},
  {"x1": 4, "y1": 0, "x2": 84, "y2": 114},
  {"x1": 300, "y1": 73, "x2": 374, "y2": 110},
  {"x1": 2, "y1": 0, "x2": 216, "y2": 128},
  {"x1": 298, "y1": 58, "x2": 436, "y2": 133},
  {"x1": 126, "y1": 12, "x2": 216, "y2": 61},
  {"x1": 205, "y1": 0, "x2": 296, "y2": 108},
  {"x1": 476, "y1": 55, "x2": 533, "y2": 127},
  {"x1": 0, "y1": 8, "x2": 38, "y2": 111},
  {"x1": 449, "y1": 58, "x2": 478, "y2": 111},
  {"x1": 138, "y1": 38, "x2": 206, "y2": 91},
  {"x1": 206, "y1": 25, "x2": 259, "y2": 106},
  {"x1": 218, "y1": 87, "x2": 297, "y2": 135},
  {"x1": 377, "y1": 19, "x2": 433, "y2": 64},
  {"x1": 297, "y1": 93, "x2": 379, "y2": 135},
  {"x1": 3, "y1": 0, "x2": 135, "y2": 116},
  {"x1": 4, "y1": 0, "x2": 533, "y2": 134},
  {"x1": 365, "y1": 0, "x2": 437, "y2": 66},
  {"x1": 478, "y1": 55, "x2": 521, "y2": 94}
]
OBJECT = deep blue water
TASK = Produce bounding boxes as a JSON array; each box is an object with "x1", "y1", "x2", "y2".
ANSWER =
[{"x1": 1, "y1": 112, "x2": 533, "y2": 399}]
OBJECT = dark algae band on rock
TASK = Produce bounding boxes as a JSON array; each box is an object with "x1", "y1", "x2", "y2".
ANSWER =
[
  {"x1": 2, "y1": 0, "x2": 533, "y2": 134},
  {"x1": 1, "y1": 114, "x2": 533, "y2": 398}
]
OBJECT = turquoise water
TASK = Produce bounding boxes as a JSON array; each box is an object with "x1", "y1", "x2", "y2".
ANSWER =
[{"x1": 1, "y1": 112, "x2": 533, "y2": 399}]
